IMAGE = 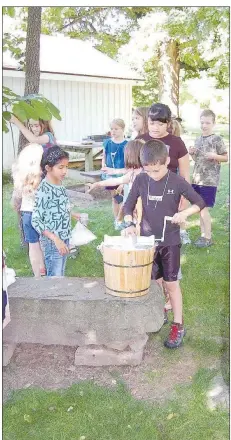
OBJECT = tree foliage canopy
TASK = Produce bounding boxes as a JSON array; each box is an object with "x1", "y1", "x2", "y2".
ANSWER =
[{"x1": 41, "y1": 6, "x2": 153, "y2": 58}]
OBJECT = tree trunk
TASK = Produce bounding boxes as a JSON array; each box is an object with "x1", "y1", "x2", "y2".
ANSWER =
[
  {"x1": 18, "y1": 6, "x2": 42, "y2": 153},
  {"x1": 158, "y1": 40, "x2": 180, "y2": 117}
]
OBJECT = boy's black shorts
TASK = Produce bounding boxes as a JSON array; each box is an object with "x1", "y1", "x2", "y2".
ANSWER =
[{"x1": 151, "y1": 244, "x2": 181, "y2": 282}]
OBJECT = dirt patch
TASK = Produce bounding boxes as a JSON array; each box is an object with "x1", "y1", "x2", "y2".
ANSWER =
[{"x1": 3, "y1": 334, "x2": 219, "y2": 403}]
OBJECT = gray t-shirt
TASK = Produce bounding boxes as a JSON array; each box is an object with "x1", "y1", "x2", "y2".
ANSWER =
[
  {"x1": 123, "y1": 171, "x2": 205, "y2": 246},
  {"x1": 192, "y1": 134, "x2": 227, "y2": 187}
]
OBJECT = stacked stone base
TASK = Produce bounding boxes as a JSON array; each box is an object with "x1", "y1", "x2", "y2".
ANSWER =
[{"x1": 4, "y1": 277, "x2": 164, "y2": 366}]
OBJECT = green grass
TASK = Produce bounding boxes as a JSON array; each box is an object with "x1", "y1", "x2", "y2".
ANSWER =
[
  {"x1": 3, "y1": 165, "x2": 229, "y2": 439},
  {"x1": 3, "y1": 369, "x2": 229, "y2": 440}
]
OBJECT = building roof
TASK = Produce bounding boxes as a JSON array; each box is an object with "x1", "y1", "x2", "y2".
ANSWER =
[{"x1": 3, "y1": 34, "x2": 143, "y2": 82}]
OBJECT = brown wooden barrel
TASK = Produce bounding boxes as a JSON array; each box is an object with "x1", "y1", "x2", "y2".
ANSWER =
[{"x1": 103, "y1": 239, "x2": 155, "y2": 298}]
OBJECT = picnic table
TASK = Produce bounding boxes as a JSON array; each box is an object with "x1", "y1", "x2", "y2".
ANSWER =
[{"x1": 57, "y1": 140, "x2": 103, "y2": 172}]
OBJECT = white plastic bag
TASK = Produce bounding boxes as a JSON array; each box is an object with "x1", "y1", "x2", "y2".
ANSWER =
[
  {"x1": 5, "y1": 267, "x2": 16, "y2": 287},
  {"x1": 69, "y1": 221, "x2": 97, "y2": 246}
]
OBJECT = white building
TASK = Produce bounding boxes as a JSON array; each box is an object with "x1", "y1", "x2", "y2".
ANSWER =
[{"x1": 3, "y1": 34, "x2": 142, "y2": 169}]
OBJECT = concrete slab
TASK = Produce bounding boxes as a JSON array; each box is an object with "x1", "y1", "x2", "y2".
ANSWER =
[
  {"x1": 4, "y1": 278, "x2": 164, "y2": 347},
  {"x1": 74, "y1": 346, "x2": 144, "y2": 366}
]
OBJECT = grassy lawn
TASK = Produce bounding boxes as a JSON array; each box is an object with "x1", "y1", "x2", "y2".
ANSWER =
[
  {"x1": 3, "y1": 164, "x2": 229, "y2": 439},
  {"x1": 3, "y1": 370, "x2": 229, "y2": 440}
]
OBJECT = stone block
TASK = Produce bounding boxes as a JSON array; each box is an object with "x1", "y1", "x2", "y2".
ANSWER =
[
  {"x1": 106, "y1": 334, "x2": 149, "y2": 352},
  {"x1": 3, "y1": 343, "x2": 16, "y2": 366},
  {"x1": 74, "y1": 346, "x2": 143, "y2": 366},
  {"x1": 4, "y1": 278, "x2": 164, "y2": 347}
]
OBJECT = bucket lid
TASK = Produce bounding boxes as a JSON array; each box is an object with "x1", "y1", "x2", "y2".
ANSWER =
[{"x1": 103, "y1": 235, "x2": 155, "y2": 249}]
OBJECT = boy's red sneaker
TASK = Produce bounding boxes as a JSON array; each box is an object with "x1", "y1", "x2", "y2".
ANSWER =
[{"x1": 164, "y1": 322, "x2": 186, "y2": 349}]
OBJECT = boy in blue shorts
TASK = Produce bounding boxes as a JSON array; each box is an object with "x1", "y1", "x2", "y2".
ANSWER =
[{"x1": 189, "y1": 109, "x2": 228, "y2": 247}]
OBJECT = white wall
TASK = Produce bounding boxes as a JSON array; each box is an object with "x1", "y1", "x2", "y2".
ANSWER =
[{"x1": 3, "y1": 74, "x2": 132, "y2": 169}]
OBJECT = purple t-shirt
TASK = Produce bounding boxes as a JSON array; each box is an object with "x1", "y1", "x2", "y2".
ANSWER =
[
  {"x1": 123, "y1": 171, "x2": 205, "y2": 246},
  {"x1": 137, "y1": 133, "x2": 188, "y2": 174}
]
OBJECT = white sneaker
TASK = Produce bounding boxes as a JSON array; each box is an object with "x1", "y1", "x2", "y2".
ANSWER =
[{"x1": 180, "y1": 230, "x2": 191, "y2": 245}]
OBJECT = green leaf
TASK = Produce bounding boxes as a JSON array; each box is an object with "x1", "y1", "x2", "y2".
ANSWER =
[
  {"x1": 2, "y1": 118, "x2": 9, "y2": 133},
  {"x1": 2, "y1": 111, "x2": 12, "y2": 121},
  {"x1": 30, "y1": 100, "x2": 52, "y2": 120},
  {"x1": 3, "y1": 86, "x2": 18, "y2": 97},
  {"x1": 12, "y1": 103, "x2": 27, "y2": 122},
  {"x1": 19, "y1": 101, "x2": 40, "y2": 120},
  {"x1": 44, "y1": 99, "x2": 62, "y2": 120},
  {"x1": 7, "y1": 7, "x2": 15, "y2": 18},
  {"x1": 3, "y1": 7, "x2": 15, "y2": 18}
]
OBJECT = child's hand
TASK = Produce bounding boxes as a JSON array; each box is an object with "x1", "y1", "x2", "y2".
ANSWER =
[
  {"x1": 54, "y1": 236, "x2": 69, "y2": 255},
  {"x1": 189, "y1": 146, "x2": 196, "y2": 155},
  {"x1": 10, "y1": 114, "x2": 17, "y2": 124},
  {"x1": 171, "y1": 212, "x2": 188, "y2": 225},
  {"x1": 122, "y1": 225, "x2": 137, "y2": 236},
  {"x1": 205, "y1": 152, "x2": 217, "y2": 161},
  {"x1": 71, "y1": 212, "x2": 81, "y2": 220}
]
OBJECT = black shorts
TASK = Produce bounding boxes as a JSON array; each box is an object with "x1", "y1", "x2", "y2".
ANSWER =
[{"x1": 151, "y1": 244, "x2": 181, "y2": 282}]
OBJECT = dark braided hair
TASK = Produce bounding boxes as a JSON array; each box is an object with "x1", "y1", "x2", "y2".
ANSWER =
[{"x1": 41, "y1": 146, "x2": 69, "y2": 175}]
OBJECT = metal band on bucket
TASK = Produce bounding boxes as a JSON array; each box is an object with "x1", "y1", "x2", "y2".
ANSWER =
[
  {"x1": 103, "y1": 261, "x2": 154, "y2": 268},
  {"x1": 105, "y1": 285, "x2": 150, "y2": 294}
]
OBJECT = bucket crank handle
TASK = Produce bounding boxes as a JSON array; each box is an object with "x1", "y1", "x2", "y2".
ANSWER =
[{"x1": 155, "y1": 216, "x2": 173, "y2": 243}]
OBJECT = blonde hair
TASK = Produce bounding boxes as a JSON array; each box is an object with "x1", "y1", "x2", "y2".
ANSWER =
[
  {"x1": 133, "y1": 107, "x2": 149, "y2": 135},
  {"x1": 171, "y1": 119, "x2": 182, "y2": 137},
  {"x1": 12, "y1": 144, "x2": 43, "y2": 195},
  {"x1": 110, "y1": 118, "x2": 125, "y2": 130}
]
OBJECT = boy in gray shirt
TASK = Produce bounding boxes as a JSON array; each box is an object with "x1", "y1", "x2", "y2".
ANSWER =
[
  {"x1": 189, "y1": 109, "x2": 228, "y2": 247},
  {"x1": 123, "y1": 140, "x2": 205, "y2": 349}
]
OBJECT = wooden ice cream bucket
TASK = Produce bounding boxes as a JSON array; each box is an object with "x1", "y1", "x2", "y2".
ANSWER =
[{"x1": 102, "y1": 235, "x2": 155, "y2": 298}]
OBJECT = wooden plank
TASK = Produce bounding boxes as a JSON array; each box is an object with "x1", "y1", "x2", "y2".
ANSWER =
[{"x1": 85, "y1": 149, "x2": 93, "y2": 171}]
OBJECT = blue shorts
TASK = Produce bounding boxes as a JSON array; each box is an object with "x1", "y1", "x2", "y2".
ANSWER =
[
  {"x1": 21, "y1": 211, "x2": 40, "y2": 243},
  {"x1": 192, "y1": 184, "x2": 217, "y2": 208}
]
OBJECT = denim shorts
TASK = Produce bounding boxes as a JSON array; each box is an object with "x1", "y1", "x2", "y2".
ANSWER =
[
  {"x1": 40, "y1": 236, "x2": 69, "y2": 277},
  {"x1": 21, "y1": 211, "x2": 40, "y2": 243}
]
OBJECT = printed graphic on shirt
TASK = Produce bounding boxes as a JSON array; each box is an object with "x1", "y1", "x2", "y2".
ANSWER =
[
  {"x1": 192, "y1": 135, "x2": 227, "y2": 186},
  {"x1": 32, "y1": 180, "x2": 71, "y2": 240}
]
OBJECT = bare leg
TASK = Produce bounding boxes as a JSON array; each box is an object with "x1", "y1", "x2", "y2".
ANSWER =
[
  {"x1": 164, "y1": 280, "x2": 182, "y2": 324},
  {"x1": 200, "y1": 212, "x2": 205, "y2": 237},
  {"x1": 116, "y1": 203, "x2": 124, "y2": 222},
  {"x1": 18, "y1": 212, "x2": 28, "y2": 250},
  {"x1": 200, "y1": 207, "x2": 211, "y2": 239},
  {"x1": 111, "y1": 191, "x2": 120, "y2": 219},
  {"x1": 38, "y1": 242, "x2": 46, "y2": 274},
  {"x1": 162, "y1": 280, "x2": 171, "y2": 309},
  {"x1": 29, "y1": 242, "x2": 44, "y2": 277}
]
